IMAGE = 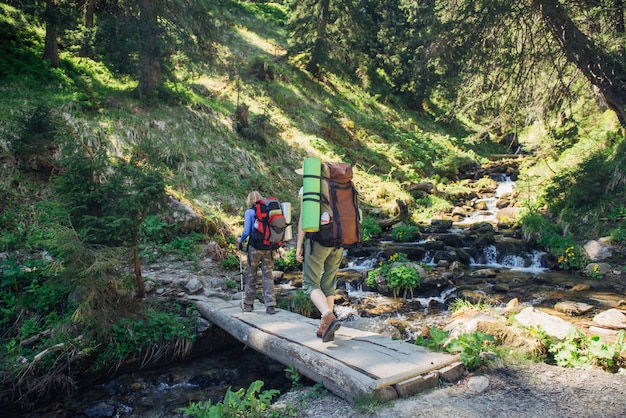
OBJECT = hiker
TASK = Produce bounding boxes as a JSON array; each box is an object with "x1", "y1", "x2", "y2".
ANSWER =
[
  {"x1": 238, "y1": 190, "x2": 277, "y2": 315},
  {"x1": 295, "y1": 168, "x2": 343, "y2": 343}
]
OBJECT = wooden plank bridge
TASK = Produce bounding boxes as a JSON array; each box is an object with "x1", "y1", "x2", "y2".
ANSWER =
[{"x1": 192, "y1": 297, "x2": 464, "y2": 403}]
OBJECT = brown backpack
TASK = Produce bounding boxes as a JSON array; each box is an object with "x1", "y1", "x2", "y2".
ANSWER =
[{"x1": 308, "y1": 162, "x2": 362, "y2": 248}]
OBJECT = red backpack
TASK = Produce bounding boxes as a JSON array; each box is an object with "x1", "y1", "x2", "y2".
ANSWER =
[{"x1": 250, "y1": 197, "x2": 287, "y2": 250}]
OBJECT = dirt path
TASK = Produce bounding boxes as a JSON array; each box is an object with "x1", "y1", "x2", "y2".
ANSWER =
[{"x1": 275, "y1": 361, "x2": 626, "y2": 418}]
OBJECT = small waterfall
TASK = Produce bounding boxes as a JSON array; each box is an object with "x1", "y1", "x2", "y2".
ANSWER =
[
  {"x1": 341, "y1": 256, "x2": 379, "y2": 271},
  {"x1": 412, "y1": 286, "x2": 457, "y2": 306},
  {"x1": 469, "y1": 245, "x2": 548, "y2": 272}
]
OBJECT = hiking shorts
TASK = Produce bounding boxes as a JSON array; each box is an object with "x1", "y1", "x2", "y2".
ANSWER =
[{"x1": 302, "y1": 238, "x2": 344, "y2": 297}]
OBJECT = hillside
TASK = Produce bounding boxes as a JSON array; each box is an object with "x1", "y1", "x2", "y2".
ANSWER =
[{"x1": 0, "y1": 1, "x2": 512, "y2": 241}]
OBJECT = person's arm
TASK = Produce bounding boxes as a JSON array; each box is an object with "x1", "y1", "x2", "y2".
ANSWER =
[{"x1": 239, "y1": 208, "x2": 254, "y2": 248}]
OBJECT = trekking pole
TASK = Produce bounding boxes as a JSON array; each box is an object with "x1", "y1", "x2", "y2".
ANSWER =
[{"x1": 239, "y1": 243, "x2": 244, "y2": 312}]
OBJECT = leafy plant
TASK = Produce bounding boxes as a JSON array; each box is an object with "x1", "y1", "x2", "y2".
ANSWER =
[
  {"x1": 220, "y1": 254, "x2": 240, "y2": 270},
  {"x1": 274, "y1": 248, "x2": 299, "y2": 272},
  {"x1": 366, "y1": 253, "x2": 420, "y2": 298},
  {"x1": 285, "y1": 364, "x2": 302, "y2": 388},
  {"x1": 415, "y1": 328, "x2": 495, "y2": 370},
  {"x1": 361, "y1": 216, "x2": 382, "y2": 243},
  {"x1": 548, "y1": 328, "x2": 625, "y2": 371},
  {"x1": 584, "y1": 263, "x2": 604, "y2": 279},
  {"x1": 181, "y1": 380, "x2": 280, "y2": 418},
  {"x1": 391, "y1": 224, "x2": 421, "y2": 242},
  {"x1": 446, "y1": 331, "x2": 496, "y2": 370}
]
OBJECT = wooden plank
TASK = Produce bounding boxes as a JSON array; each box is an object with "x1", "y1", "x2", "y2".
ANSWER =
[
  {"x1": 195, "y1": 299, "x2": 397, "y2": 403},
  {"x1": 193, "y1": 297, "x2": 461, "y2": 402}
]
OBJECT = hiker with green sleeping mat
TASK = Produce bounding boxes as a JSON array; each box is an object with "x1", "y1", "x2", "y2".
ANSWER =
[{"x1": 295, "y1": 158, "x2": 362, "y2": 342}]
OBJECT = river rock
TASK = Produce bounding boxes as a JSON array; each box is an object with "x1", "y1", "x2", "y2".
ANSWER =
[
  {"x1": 466, "y1": 376, "x2": 490, "y2": 393},
  {"x1": 554, "y1": 301, "x2": 594, "y2": 316},
  {"x1": 583, "y1": 239, "x2": 614, "y2": 261},
  {"x1": 185, "y1": 277, "x2": 203, "y2": 294},
  {"x1": 165, "y1": 196, "x2": 206, "y2": 233},
  {"x1": 470, "y1": 268, "x2": 498, "y2": 278},
  {"x1": 584, "y1": 262, "x2": 611, "y2": 275},
  {"x1": 513, "y1": 307, "x2": 574, "y2": 340},
  {"x1": 593, "y1": 309, "x2": 626, "y2": 329}
]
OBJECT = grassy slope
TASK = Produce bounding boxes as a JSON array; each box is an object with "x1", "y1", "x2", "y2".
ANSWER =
[{"x1": 5, "y1": 1, "x2": 620, "y2": 243}]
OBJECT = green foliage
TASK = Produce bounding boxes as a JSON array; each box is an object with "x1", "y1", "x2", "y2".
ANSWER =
[
  {"x1": 448, "y1": 298, "x2": 493, "y2": 314},
  {"x1": 285, "y1": 364, "x2": 302, "y2": 388},
  {"x1": 283, "y1": 290, "x2": 314, "y2": 318},
  {"x1": 366, "y1": 253, "x2": 420, "y2": 298},
  {"x1": 10, "y1": 104, "x2": 58, "y2": 166},
  {"x1": 446, "y1": 332, "x2": 496, "y2": 370},
  {"x1": 140, "y1": 215, "x2": 171, "y2": 245},
  {"x1": 181, "y1": 380, "x2": 280, "y2": 418},
  {"x1": 391, "y1": 224, "x2": 421, "y2": 242},
  {"x1": 414, "y1": 328, "x2": 496, "y2": 371},
  {"x1": 584, "y1": 263, "x2": 604, "y2": 279},
  {"x1": 274, "y1": 248, "x2": 299, "y2": 272},
  {"x1": 54, "y1": 137, "x2": 167, "y2": 246},
  {"x1": 94, "y1": 310, "x2": 197, "y2": 372},
  {"x1": 414, "y1": 327, "x2": 450, "y2": 350},
  {"x1": 220, "y1": 253, "x2": 240, "y2": 270},
  {"x1": 361, "y1": 216, "x2": 382, "y2": 243},
  {"x1": 548, "y1": 328, "x2": 626, "y2": 371},
  {"x1": 238, "y1": 1, "x2": 288, "y2": 26},
  {"x1": 556, "y1": 246, "x2": 586, "y2": 271},
  {"x1": 520, "y1": 210, "x2": 586, "y2": 270}
]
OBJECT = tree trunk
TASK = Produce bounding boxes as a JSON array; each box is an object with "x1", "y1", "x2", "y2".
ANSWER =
[
  {"x1": 306, "y1": 0, "x2": 331, "y2": 77},
  {"x1": 43, "y1": 0, "x2": 59, "y2": 66},
  {"x1": 532, "y1": 0, "x2": 626, "y2": 127},
  {"x1": 138, "y1": 0, "x2": 161, "y2": 97},
  {"x1": 132, "y1": 227, "x2": 145, "y2": 298},
  {"x1": 84, "y1": 0, "x2": 96, "y2": 28}
]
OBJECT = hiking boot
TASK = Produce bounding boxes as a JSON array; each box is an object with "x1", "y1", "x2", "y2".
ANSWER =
[
  {"x1": 243, "y1": 303, "x2": 253, "y2": 312},
  {"x1": 266, "y1": 306, "x2": 276, "y2": 315},
  {"x1": 317, "y1": 312, "x2": 341, "y2": 343}
]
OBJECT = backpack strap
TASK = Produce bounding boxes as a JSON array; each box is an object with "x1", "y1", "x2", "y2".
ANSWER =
[{"x1": 327, "y1": 180, "x2": 342, "y2": 249}]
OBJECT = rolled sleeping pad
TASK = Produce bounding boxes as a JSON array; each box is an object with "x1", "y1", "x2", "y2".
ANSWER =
[
  {"x1": 301, "y1": 157, "x2": 321, "y2": 232},
  {"x1": 280, "y1": 202, "x2": 292, "y2": 241}
]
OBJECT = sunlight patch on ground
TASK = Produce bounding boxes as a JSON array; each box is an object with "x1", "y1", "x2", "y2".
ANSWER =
[{"x1": 235, "y1": 26, "x2": 286, "y2": 57}]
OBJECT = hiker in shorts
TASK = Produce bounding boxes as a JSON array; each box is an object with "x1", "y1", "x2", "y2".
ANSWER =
[
  {"x1": 239, "y1": 190, "x2": 277, "y2": 315},
  {"x1": 295, "y1": 175, "x2": 342, "y2": 343}
]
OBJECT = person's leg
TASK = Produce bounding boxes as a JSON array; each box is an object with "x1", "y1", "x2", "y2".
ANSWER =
[
  {"x1": 302, "y1": 239, "x2": 332, "y2": 314},
  {"x1": 260, "y1": 250, "x2": 276, "y2": 312},
  {"x1": 302, "y1": 240, "x2": 342, "y2": 342},
  {"x1": 319, "y1": 247, "x2": 343, "y2": 297},
  {"x1": 243, "y1": 247, "x2": 262, "y2": 309}
]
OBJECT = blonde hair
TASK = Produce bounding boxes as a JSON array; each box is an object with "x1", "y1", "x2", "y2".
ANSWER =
[{"x1": 246, "y1": 191, "x2": 262, "y2": 207}]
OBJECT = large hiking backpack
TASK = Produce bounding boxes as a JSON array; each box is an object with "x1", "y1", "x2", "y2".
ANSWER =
[
  {"x1": 250, "y1": 197, "x2": 287, "y2": 250},
  {"x1": 308, "y1": 162, "x2": 362, "y2": 248}
]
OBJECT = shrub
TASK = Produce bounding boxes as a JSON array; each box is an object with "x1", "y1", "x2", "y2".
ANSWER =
[
  {"x1": 391, "y1": 224, "x2": 420, "y2": 242},
  {"x1": 361, "y1": 216, "x2": 382, "y2": 243},
  {"x1": 274, "y1": 248, "x2": 299, "y2": 272}
]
